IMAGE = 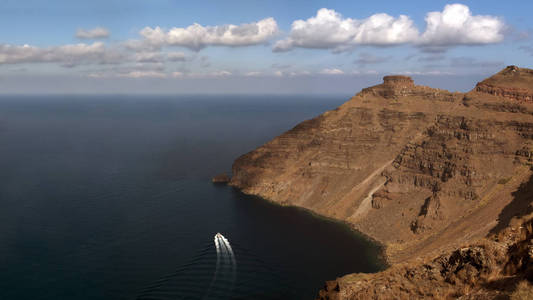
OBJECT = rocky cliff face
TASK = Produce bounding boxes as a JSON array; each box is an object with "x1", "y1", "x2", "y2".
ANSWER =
[
  {"x1": 229, "y1": 66, "x2": 533, "y2": 297},
  {"x1": 475, "y1": 66, "x2": 533, "y2": 102},
  {"x1": 318, "y1": 212, "x2": 533, "y2": 299}
]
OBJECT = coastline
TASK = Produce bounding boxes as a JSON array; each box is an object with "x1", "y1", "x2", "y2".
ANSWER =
[
  {"x1": 224, "y1": 67, "x2": 533, "y2": 298},
  {"x1": 228, "y1": 185, "x2": 390, "y2": 269}
]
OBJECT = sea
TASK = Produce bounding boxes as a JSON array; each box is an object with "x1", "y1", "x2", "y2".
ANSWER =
[{"x1": 0, "y1": 94, "x2": 384, "y2": 300}]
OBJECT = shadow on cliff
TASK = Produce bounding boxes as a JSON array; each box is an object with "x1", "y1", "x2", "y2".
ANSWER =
[{"x1": 490, "y1": 170, "x2": 533, "y2": 234}]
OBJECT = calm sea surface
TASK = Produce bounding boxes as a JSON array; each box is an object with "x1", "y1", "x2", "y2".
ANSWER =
[{"x1": 0, "y1": 95, "x2": 384, "y2": 299}]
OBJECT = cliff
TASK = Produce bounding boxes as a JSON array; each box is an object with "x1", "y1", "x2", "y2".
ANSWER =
[
  {"x1": 318, "y1": 212, "x2": 533, "y2": 299},
  {"x1": 475, "y1": 66, "x2": 533, "y2": 102},
  {"x1": 229, "y1": 66, "x2": 533, "y2": 298}
]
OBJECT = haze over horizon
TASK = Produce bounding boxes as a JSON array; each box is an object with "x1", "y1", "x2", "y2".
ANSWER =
[{"x1": 1, "y1": 0, "x2": 532, "y2": 94}]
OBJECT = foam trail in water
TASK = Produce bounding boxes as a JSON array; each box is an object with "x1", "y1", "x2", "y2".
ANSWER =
[
  {"x1": 219, "y1": 233, "x2": 237, "y2": 295},
  {"x1": 204, "y1": 233, "x2": 237, "y2": 299},
  {"x1": 223, "y1": 234, "x2": 237, "y2": 296},
  {"x1": 220, "y1": 234, "x2": 236, "y2": 271}
]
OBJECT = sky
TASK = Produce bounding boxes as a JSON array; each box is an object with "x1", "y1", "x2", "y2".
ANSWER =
[{"x1": 0, "y1": 0, "x2": 532, "y2": 94}]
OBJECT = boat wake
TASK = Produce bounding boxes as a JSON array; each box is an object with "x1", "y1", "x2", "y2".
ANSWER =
[
  {"x1": 136, "y1": 233, "x2": 294, "y2": 300},
  {"x1": 204, "y1": 233, "x2": 237, "y2": 299}
]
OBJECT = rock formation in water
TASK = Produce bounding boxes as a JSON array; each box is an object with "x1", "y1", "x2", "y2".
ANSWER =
[
  {"x1": 229, "y1": 66, "x2": 533, "y2": 298},
  {"x1": 212, "y1": 173, "x2": 231, "y2": 183}
]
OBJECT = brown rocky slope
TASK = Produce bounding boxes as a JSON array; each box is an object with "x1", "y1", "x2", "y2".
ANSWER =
[
  {"x1": 229, "y1": 66, "x2": 533, "y2": 298},
  {"x1": 319, "y1": 212, "x2": 533, "y2": 299}
]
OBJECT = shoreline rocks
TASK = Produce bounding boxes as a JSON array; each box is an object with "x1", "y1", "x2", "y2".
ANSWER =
[{"x1": 212, "y1": 173, "x2": 230, "y2": 184}]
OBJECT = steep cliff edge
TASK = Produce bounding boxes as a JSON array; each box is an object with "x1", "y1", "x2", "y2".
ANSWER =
[
  {"x1": 230, "y1": 66, "x2": 533, "y2": 268},
  {"x1": 318, "y1": 212, "x2": 533, "y2": 299}
]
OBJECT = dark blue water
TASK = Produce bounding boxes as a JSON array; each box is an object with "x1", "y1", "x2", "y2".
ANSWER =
[{"x1": 0, "y1": 95, "x2": 384, "y2": 300}]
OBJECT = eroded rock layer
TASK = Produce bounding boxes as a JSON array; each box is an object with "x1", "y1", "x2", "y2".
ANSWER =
[
  {"x1": 475, "y1": 66, "x2": 533, "y2": 102},
  {"x1": 318, "y1": 212, "x2": 533, "y2": 299},
  {"x1": 230, "y1": 66, "x2": 533, "y2": 267}
]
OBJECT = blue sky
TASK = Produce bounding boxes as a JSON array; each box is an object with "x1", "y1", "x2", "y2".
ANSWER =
[{"x1": 0, "y1": 0, "x2": 532, "y2": 94}]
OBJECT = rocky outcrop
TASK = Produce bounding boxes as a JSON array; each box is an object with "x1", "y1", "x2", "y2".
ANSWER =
[
  {"x1": 475, "y1": 66, "x2": 533, "y2": 102},
  {"x1": 475, "y1": 83, "x2": 533, "y2": 102},
  {"x1": 318, "y1": 213, "x2": 533, "y2": 300},
  {"x1": 229, "y1": 66, "x2": 533, "y2": 297},
  {"x1": 360, "y1": 75, "x2": 415, "y2": 99},
  {"x1": 212, "y1": 173, "x2": 230, "y2": 183}
]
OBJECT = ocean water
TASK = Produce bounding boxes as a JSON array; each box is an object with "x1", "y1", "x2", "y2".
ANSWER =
[{"x1": 0, "y1": 95, "x2": 384, "y2": 300}]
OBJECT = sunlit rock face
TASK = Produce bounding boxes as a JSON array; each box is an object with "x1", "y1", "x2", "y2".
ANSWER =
[
  {"x1": 318, "y1": 214, "x2": 533, "y2": 300},
  {"x1": 230, "y1": 66, "x2": 533, "y2": 264},
  {"x1": 475, "y1": 66, "x2": 533, "y2": 102}
]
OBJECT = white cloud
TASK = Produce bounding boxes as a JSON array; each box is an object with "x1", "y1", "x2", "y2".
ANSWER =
[
  {"x1": 134, "y1": 52, "x2": 163, "y2": 63},
  {"x1": 245, "y1": 71, "x2": 262, "y2": 77},
  {"x1": 271, "y1": 70, "x2": 311, "y2": 77},
  {"x1": 134, "y1": 51, "x2": 192, "y2": 63},
  {"x1": 88, "y1": 67, "x2": 385, "y2": 79},
  {"x1": 320, "y1": 68, "x2": 344, "y2": 75},
  {"x1": 0, "y1": 42, "x2": 193, "y2": 68},
  {"x1": 86, "y1": 63, "x2": 166, "y2": 78},
  {"x1": 290, "y1": 70, "x2": 311, "y2": 76},
  {"x1": 419, "y1": 4, "x2": 505, "y2": 48},
  {"x1": 0, "y1": 4, "x2": 507, "y2": 78},
  {"x1": 207, "y1": 70, "x2": 232, "y2": 77},
  {"x1": 88, "y1": 68, "x2": 237, "y2": 80},
  {"x1": 140, "y1": 17, "x2": 279, "y2": 51},
  {"x1": 0, "y1": 42, "x2": 122, "y2": 66},
  {"x1": 274, "y1": 5, "x2": 505, "y2": 52},
  {"x1": 176, "y1": 70, "x2": 233, "y2": 78},
  {"x1": 273, "y1": 8, "x2": 419, "y2": 52},
  {"x1": 76, "y1": 27, "x2": 110, "y2": 39},
  {"x1": 117, "y1": 70, "x2": 167, "y2": 78},
  {"x1": 351, "y1": 70, "x2": 379, "y2": 75}
]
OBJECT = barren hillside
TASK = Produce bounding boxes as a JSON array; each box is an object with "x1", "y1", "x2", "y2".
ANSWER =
[{"x1": 231, "y1": 66, "x2": 533, "y2": 264}]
